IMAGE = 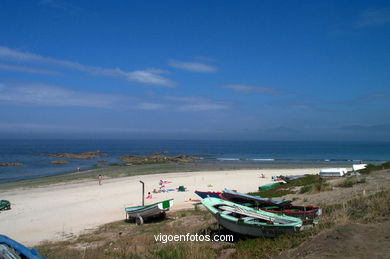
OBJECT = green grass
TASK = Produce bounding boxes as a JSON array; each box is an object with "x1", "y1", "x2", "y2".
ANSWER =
[
  {"x1": 337, "y1": 177, "x2": 367, "y2": 188},
  {"x1": 360, "y1": 162, "x2": 390, "y2": 174},
  {"x1": 34, "y1": 190, "x2": 390, "y2": 259},
  {"x1": 249, "y1": 175, "x2": 326, "y2": 197},
  {"x1": 233, "y1": 190, "x2": 390, "y2": 258}
]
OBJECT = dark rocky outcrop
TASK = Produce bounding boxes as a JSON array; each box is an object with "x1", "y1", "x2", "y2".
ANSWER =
[
  {"x1": 47, "y1": 151, "x2": 108, "y2": 159},
  {"x1": 51, "y1": 160, "x2": 70, "y2": 164},
  {"x1": 120, "y1": 154, "x2": 197, "y2": 164},
  {"x1": 0, "y1": 162, "x2": 23, "y2": 167}
]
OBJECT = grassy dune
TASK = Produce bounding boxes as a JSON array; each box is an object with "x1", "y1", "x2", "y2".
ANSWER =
[{"x1": 35, "y1": 167, "x2": 390, "y2": 259}]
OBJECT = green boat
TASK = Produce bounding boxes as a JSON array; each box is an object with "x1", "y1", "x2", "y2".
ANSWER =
[
  {"x1": 0, "y1": 200, "x2": 11, "y2": 211},
  {"x1": 125, "y1": 199, "x2": 173, "y2": 225},
  {"x1": 258, "y1": 182, "x2": 283, "y2": 191},
  {"x1": 202, "y1": 197, "x2": 302, "y2": 237}
]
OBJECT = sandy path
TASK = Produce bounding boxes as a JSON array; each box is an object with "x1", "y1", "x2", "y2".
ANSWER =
[{"x1": 0, "y1": 168, "x2": 322, "y2": 246}]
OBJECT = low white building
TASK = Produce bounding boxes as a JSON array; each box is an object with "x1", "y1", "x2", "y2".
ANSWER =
[
  {"x1": 320, "y1": 168, "x2": 348, "y2": 177},
  {"x1": 352, "y1": 164, "x2": 367, "y2": 171}
]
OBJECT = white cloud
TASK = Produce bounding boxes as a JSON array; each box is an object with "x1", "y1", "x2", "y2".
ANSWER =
[
  {"x1": 0, "y1": 82, "x2": 230, "y2": 112},
  {"x1": 168, "y1": 60, "x2": 217, "y2": 73},
  {"x1": 164, "y1": 95, "x2": 230, "y2": 111},
  {"x1": 0, "y1": 83, "x2": 131, "y2": 108},
  {"x1": 0, "y1": 63, "x2": 60, "y2": 75},
  {"x1": 0, "y1": 46, "x2": 174, "y2": 86},
  {"x1": 357, "y1": 8, "x2": 390, "y2": 27},
  {"x1": 222, "y1": 84, "x2": 285, "y2": 96},
  {"x1": 179, "y1": 103, "x2": 228, "y2": 111},
  {"x1": 135, "y1": 102, "x2": 166, "y2": 110}
]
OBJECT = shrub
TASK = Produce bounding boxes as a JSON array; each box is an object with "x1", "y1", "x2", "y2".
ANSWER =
[{"x1": 338, "y1": 177, "x2": 366, "y2": 188}]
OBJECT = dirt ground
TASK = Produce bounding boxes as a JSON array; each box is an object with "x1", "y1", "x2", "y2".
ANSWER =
[
  {"x1": 279, "y1": 222, "x2": 390, "y2": 259},
  {"x1": 279, "y1": 169, "x2": 390, "y2": 259},
  {"x1": 284, "y1": 170, "x2": 390, "y2": 207}
]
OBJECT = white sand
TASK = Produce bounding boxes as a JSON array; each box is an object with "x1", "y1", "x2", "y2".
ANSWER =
[{"x1": 0, "y1": 168, "x2": 322, "y2": 246}]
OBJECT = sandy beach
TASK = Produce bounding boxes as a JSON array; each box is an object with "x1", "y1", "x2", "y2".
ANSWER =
[{"x1": 0, "y1": 168, "x2": 327, "y2": 246}]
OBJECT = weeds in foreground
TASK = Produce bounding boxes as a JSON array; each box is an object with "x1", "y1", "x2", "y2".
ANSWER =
[
  {"x1": 35, "y1": 190, "x2": 390, "y2": 259},
  {"x1": 337, "y1": 177, "x2": 366, "y2": 188},
  {"x1": 250, "y1": 175, "x2": 323, "y2": 198},
  {"x1": 299, "y1": 178, "x2": 332, "y2": 194},
  {"x1": 360, "y1": 162, "x2": 390, "y2": 174}
]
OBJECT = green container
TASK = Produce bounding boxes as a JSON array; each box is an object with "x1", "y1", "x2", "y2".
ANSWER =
[{"x1": 258, "y1": 182, "x2": 282, "y2": 191}]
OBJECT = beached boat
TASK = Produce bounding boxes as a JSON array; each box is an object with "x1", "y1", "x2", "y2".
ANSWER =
[
  {"x1": 0, "y1": 234, "x2": 46, "y2": 259},
  {"x1": 194, "y1": 190, "x2": 221, "y2": 199},
  {"x1": 221, "y1": 189, "x2": 320, "y2": 223},
  {"x1": 279, "y1": 175, "x2": 307, "y2": 183},
  {"x1": 125, "y1": 199, "x2": 174, "y2": 225},
  {"x1": 221, "y1": 189, "x2": 291, "y2": 206},
  {"x1": 202, "y1": 197, "x2": 302, "y2": 237},
  {"x1": 258, "y1": 182, "x2": 284, "y2": 191},
  {"x1": 258, "y1": 205, "x2": 321, "y2": 224},
  {"x1": 0, "y1": 200, "x2": 11, "y2": 211}
]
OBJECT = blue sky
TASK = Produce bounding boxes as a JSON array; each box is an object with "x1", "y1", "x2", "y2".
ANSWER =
[{"x1": 0, "y1": 0, "x2": 389, "y2": 140}]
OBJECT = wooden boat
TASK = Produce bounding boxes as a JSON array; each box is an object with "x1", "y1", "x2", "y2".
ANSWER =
[
  {"x1": 0, "y1": 234, "x2": 46, "y2": 259},
  {"x1": 221, "y1": 189, "x2": 291, "y2": 206},
  {"x1": 280, "y1": 175, "x2": 308, "y2": 183},
  {"x1": 201, "y1": 197, "x2": 302, "y2": 237},
  {"x1": 259, "y1": 205, "x2": 321, "y2": 223},
  {"x1": 125, "y1": 199, "x2": 174, "y2": 225},
  {"x1": 194, "y1": 190, "x2": 222, "y2": 199},
  {"x1": 221, "y1": 189, "x2": 321, "y2": 224}
]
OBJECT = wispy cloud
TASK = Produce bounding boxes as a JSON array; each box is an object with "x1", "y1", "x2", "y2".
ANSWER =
[
  {"x1": 0, "y1": 63, "x2": 60, "y2": 75},
  {"x1": 135, "y1": 102, "x2": 166, "y2": 110},
  {"x1": 40, "y1": 0, "x2": 79, "y2": 13},
  {"x1": 0, "y1": 46, "x2": 174, "y2": 86},
  {"x1": 164, "y1": 95, "x2": 230, "y2": 111},
  {"x1": 0, "y1": 82, "x2": 230, "y2": 112},
  {"x1": 222, "y1": 84, "x2": 286, "y2": 96},
  {"x1": 0, "y1": 83, "x2": 131, "y2": 109},
  {"x1": 178, "y1": 103, "x2": 228, "y2": 111},
  {"x1": 168, "y1": 60, "x2": 217, "y2": 73},
  {"x1": 357, "y1": 8, "x2": 390, "y2": 27},
  {"x1": 350, "y1": 92, "x2": 390, "y2": 103}
]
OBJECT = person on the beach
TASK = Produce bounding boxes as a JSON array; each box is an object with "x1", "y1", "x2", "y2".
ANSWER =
[
  {"x1": 261, "y1": 173, "x2": 265, "y2": 178},
  {"x1": 146, "y1": 192, "x2": 152, "y2": 199},
  {"x1": 98, "y1": 174, "x2": 103, "y2": 185}
]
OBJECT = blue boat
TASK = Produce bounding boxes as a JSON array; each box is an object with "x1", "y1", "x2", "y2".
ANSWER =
[
  {"x1": 221, "y1": 189, "x2": 291, "y2": 206},
  {"x1": 0, "y1": 234, "x2": 46, "y2": 259},
  {"x1": 194, "y1": 190, "x2": 222, "y2": 199}
]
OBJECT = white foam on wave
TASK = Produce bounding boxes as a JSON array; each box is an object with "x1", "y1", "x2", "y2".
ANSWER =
[
  {"x1": 252, "y1": 158, "x2": 275, "y2": 161},
  {"x1": 217, "y1": 158, "x2": 240, "y2": 161}
]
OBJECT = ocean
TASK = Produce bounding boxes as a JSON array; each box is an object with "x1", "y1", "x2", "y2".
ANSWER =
[{"x1": 0, "y1": 139, "x2": 389, "y2": 183}]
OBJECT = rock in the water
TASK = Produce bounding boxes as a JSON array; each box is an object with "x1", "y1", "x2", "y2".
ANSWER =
[
  {"x1": 51, "y1": 160, "x2": 70, "y2": 164},
  {"x1": 0, "y1": 162, "x2": 23, "y2": 167},
  {"x1": 47, "y1": 151, "x2": 108, "y2": 159},
  {"x1": 120, "y1": 154, "x2": 197, "y2": 164}
]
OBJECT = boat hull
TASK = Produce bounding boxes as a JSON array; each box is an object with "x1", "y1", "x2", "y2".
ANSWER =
[
  {"x1": 125, "y1": 199, "x2": 173, "y2": 221},
  {"x1": 195, "y1": 191, "x2": 221, "y2": 199},
  {"x1": 202, "y1": 197, "x2": 302, "y2": 238},
  {"x1": 221, "y1": 189, "x2": 290, "y2": 206},
  {"x1": 215, "y1": 213, "x2": 300, "y2": 238}
]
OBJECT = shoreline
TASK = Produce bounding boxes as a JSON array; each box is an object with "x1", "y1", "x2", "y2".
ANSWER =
[
  {"x1": 0, "y1": 161, "x2": 353, "y2": 190},
  {"x1": 0, "y1": 167, "x2": 332, "y2": 246}
]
